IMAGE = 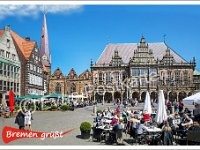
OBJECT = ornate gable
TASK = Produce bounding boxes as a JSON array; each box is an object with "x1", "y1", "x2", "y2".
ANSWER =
[
  {"x1": 160, "y1": 47, "x2": 175, "y2": 65},
  {"x1": 129, "y1": 36, "x2": 156, "y2": 65},
  {"x1": 67, "y1": 68, "x2": 77, "y2": 79},
  {"x1": 109, "y1": 49, "x2": 123, "y2": 66},
  {"x1": 51, "y1": 68, "x2": 65, "y2": 79},
  {"x1": 79, "y1": 70, "x2": 92, "y2": 80}
]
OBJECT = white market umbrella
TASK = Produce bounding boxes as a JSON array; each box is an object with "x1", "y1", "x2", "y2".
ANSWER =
[
  {"x1": 155, "y1": 90, "x2": 168, "y2": 124},
  {"x1": 183, "y1": 92, "x2": 200, "y2": 105},
  {"x1": 143, "y1": 91, "x2": 152, "y2": 114}
]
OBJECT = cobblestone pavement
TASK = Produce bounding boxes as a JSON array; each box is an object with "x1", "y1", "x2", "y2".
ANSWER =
[{"x1": 0, "y1": 103, "x2": 195, "y2": 146}]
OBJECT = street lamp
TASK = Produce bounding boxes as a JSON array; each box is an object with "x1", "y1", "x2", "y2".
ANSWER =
[{"x1": 147, "y1": 59, "x2": 150, "y2": 92}]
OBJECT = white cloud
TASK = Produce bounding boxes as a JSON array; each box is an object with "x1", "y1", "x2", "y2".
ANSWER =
[{"x1": 0, "y1": 5, "x2": 83, "y2": 20}]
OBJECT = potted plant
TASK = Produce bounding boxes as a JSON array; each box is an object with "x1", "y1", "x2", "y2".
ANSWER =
[
  {"x1": 51, "y1": 104, "x2": 57, "y2": 111},
  {"x1": 80, "y1": 122, "x2": 91, "y2": 139},
  {"x1": 61, "y1": 104, "x2": 69, "y2": 111},
  {"x1": 15, "y1": 106, "x2": 20, "y2": 111}
]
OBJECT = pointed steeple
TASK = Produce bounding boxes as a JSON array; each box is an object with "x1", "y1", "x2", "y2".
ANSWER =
[{"x1": 40, "y1": 10, "x2": 51, "y2": 67}]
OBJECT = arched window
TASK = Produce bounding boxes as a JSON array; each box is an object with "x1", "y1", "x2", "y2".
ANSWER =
[
  {"x1": 70, "y1": 83, "x2": 76, "y2": 94},
  {"x1": 55, "y1": 83, "x2": 61, "y2": 94}
]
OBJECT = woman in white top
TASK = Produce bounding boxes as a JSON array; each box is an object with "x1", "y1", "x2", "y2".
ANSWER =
[{"x1": 25, "y1": 109, "x2": 32, "y2": 131}]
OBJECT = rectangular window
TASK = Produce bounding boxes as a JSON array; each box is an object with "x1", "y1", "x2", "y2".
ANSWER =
[
  {"x1": 98, "y1": 73, "x2": 103, "y2": 81},
  {"x1": 3, "y1": 81, "x2": 6, "y2": 91},
  {"x1": 17, "y1": 83, "x2": 19, "y2": 92},
  {"x1": 4, "y1": 64, "x2": 7, "y2": 76},
  {"x1": 114, "y1": 72, "x2": 119, "y2": 82},
  {"x1": 0, "y1": 80, "x2": 2, "y2": 90},
  {"x1": 131, "y1": 68, "x2": 139, "y2": 76},
  {"x1": 184, "y1": 71, "x2": 188, "y2": 86},
  {"x1": 0, "y1": 62, "x2": 3, "y2": 75},
  {"x1": 0, "y1": 49, "x2": 5, "y2": 57},
  {"x1": 7, "y1": 65, "x2": 10, "y2": 77},
  {"x1": 14, "y1": 83, "x2": 16, "y2": 92},
  {"x1": 7, "y1": 81, "x2": 10, "y2": 91},
  {"x1": 6, "y1": 52, "x2": 10, "y2": 58},
  {"x1": 106, "y1": 72, "x2": 111, "y2": 82}
]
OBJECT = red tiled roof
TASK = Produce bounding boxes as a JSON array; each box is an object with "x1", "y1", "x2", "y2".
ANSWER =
[
  {"x1": 0, "y1": 30, "x2": 4, "y2": 38},
  {"x1": 10, "y1": 30, "x2": 35, "y2": 60},
  {"x1": 97, "y1": 42, "x2": 187, "y2": 66}
]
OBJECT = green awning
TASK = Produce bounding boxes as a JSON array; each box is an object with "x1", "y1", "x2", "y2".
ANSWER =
[
  {"x1": 15, "y1": 95, "x2": 43, "y2": 101},
  {"x1": 42, "y1": 93, "x2": 64, "y2": 99},
  {"x1": 0, "y1": 58, "x2": 20, "y2": 67}
]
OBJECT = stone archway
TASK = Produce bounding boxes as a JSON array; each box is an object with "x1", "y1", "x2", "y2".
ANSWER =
[
  {"x1": 114, "y1": 91, "x2": 121, "y2": 101},
  {"x1": 104, "y1": 92, "x2": 112, "y2": 103},
  {"x1": 132, "y1": 92, "x2": 139, "y2": 100},
  {"x1": 150, "y1": 91, "x2": 157, "y2": 101},
  {"x1": 95, "y1": 93, "x2": 103, "y2": 103},
  {"x1": 141, "y1": 92, "x2": 146, "y2": 102},
  {"x1": 164, "y1": 92, "x2": 167, "y2": 100},
  {"x1": 169, "y1": 91, "x2": 177, "y2": 102},
  {"x1": 188, "y1": 92, "x2": 193, "y2": 97},
  {"x1": 178, "y1": 91, "x2": 187, "y2": 101}
]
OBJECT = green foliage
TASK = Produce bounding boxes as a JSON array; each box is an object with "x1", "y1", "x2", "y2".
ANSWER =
[
  {"x1": 96, "y1": 109, "x2": 102, "y2": 115},
  {"x1": 61, "y1": 104, "x2": 69, "y2": 111},
  {"x1": 80, "y1": 122, "x2": 91, "y2": 132},
  {"x1": 15, "y1": 106, "x2": 20, "y2": 111},
  {"x1": 51, "y1": 105, "x2": 57, "y2": 110}
]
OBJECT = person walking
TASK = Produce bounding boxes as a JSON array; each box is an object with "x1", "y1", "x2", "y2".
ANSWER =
[
  {"x1": 15, "y1": 109, "x2": 25, "y2": 130},
  {"x1": 24, "y1": 109, "x2": 33, "y2": 131}
]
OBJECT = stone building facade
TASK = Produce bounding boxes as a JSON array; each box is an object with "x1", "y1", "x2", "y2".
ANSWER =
[
  {"x1": 49, "y1": 68, "x2": 92, "y2": 99},
  {"x1": 91, "y1": 37, "x2": 196, "y2": 103},
  {"x1": 0, "y1": 25, "x2": 21, "y2": 106}
]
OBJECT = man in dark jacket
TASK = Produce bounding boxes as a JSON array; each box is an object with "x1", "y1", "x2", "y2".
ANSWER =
[{"x1": 15, "y1": 109, "x2": 25, "y2": 130}]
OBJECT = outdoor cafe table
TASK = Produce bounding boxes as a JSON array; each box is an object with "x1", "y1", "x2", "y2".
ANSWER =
[
  {"x1": 143, "y1": 126, "x2": 162, "y2": 145},
  {"x1": 144, "y1": 126, "x2": 162, "y2": 133},
  {"x1": 103, "y1": 119, "x2": 112, "y2": 124},
  {"x1": 96, "y1": 125, "x2": 113, "y2": 131},
  {"x1": 104, "y1": 115, "x2": 113, "y2": 120}
]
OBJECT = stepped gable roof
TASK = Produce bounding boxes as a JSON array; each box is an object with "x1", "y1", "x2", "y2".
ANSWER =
[
  {"x1": 79, "y1": 69, "x2": 91, "y2": 79},
  {"x1": 10, "y1": 30, "x2": 35, "y2": 60},
  {"x1": 67, "y1": 68, "x2": 78, "y2": 79},
  {"x1": 96, "y1": 42, "x2": 187, "y2": 66},
  {"x1": 51, "y1": 67, "x2": 65, "y2": 79}
]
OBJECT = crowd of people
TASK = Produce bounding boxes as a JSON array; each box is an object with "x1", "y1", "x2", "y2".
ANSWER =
[{"x1": 93, "y1": 101, "x2": 200, "y2": 145}]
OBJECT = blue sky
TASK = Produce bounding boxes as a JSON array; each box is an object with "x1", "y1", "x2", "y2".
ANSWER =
[{"x1": 1, "y1": 5, "x2": 200, "y2": 75}]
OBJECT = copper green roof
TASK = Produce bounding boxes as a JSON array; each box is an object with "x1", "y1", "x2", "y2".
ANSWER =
[{"x1": 193, "y1": 70, "x2": 200, "y2": 76}]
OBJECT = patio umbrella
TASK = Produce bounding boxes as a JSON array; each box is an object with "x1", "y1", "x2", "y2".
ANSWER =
[
  {"x1": 143, "y1": 91, "x2": 152, "y2": 114},
  {"x1": 9, "y1": 89, "x2": 15, "y2": 111},
  {"x1": 42, "y1": 93, "x2": 63, "y2": 99},
  {"x1": 155, "y1": 90, "x2": 167, "y2": 124},
  {"x1": 183, "y1": 92, "x2": 200, "y2": 105},
  {"x1": 15, "y1": 95, "x2": 43, "y2": 101}
]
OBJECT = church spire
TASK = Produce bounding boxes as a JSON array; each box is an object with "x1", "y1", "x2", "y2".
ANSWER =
[{"x1": 40, "y1": 9, "x2": 51, "y2": 67}]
